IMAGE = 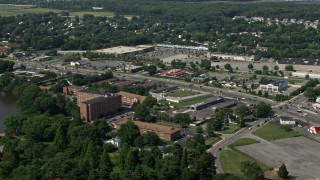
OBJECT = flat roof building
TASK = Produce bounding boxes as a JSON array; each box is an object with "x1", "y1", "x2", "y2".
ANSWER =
[
  {"x1": 277, "y1": 58, "x2": 320, "y2": 72},
  {"x1": 259, "y1": 80, "x2": 288, "y2": 92},
  {"x1": 212, "y1": 100, "x2": 237, "y2": 111},
  {"x1": 207, "y1": 53, "x2": 259, "y2": 61},
  {"x1": 190, "y1": 97, "x2": 223, "y2": 111},
  {"x1": 93, "y1": 45, "x2": 154, "y2": 56},
  {"x1": 77, "y1": 89, "x2": 106, "y2": 105},
  {"x1": 115, "y1": 120, "x2": 181, "y2": 141},
  {"x1": 63, "y1": 86, "x2": 83, "y2": 96},
  {"x1": 80, "y1": 95, "x2": 121, "y2": 122},
  {"x1": 118, "y1": 91, "x2": 146, "y2": 106}
]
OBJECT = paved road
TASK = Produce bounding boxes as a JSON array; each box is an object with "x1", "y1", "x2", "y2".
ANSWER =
[
  {"x1": 207, "y1": 119, "x2": 267, "y2": 173},
  {"x1": 116, "y1": 73, "x2": 278, "y2": 106}
]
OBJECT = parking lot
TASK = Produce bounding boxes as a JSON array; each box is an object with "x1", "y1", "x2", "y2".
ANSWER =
[{"x1": 237, "y1": 136, "x2": 320, "y2": 180}]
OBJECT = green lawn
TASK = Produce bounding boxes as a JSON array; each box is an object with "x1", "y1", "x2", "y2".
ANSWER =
[
  {"x1": 220, "y1": 149, "x2": 269, "y2": 176},
  {"x1": 172, "y1": 95, "x2": 211, "y2": 108},
  {"x1": 169, "y1": 90, "x2": 195, "y2": 98},
  {"x1": 205, "y1": 137, "x2": 222, "y2": 146},
  {"x1": 216, "y1": 123, "x2": 242, "y2": 134},
  {"x1": 228, "y1": 138, "x2": 259, "y2": 149},
  {"x1": 253, "y1": 123, "x2": 300, "y2": 141}
]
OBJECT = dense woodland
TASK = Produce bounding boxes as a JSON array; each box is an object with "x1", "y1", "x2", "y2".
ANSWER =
[{"x1": 1, "y1": 2, "x2": 320, "y2": 59}]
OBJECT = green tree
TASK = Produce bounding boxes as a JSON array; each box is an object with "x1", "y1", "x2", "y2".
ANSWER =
[
  {"x1": 53, "y1": 126, "x2": 67, "y2": 149},
  {"x1": 278, "y1": 163, "x2": 289, "y2": 179},
  {"x1": 147, "y1": 65, "x2": 157, "y2": 75},
  {"x1": 248, "y1": 63, "x2": 254, "y2": 70},
  {"x1": 99, "y1": 149, "x2": 113, "y2": 179},
  {"x1": 274, "y1": 65, "x2": 279, "y2": 71},
  {"x1": 235, "y1": 105, "x2": 249, "y2": 127},
  {"x1": 285, "y1": 65, "x2": 294, "y2": 71},
  {"x1": 118, "y1": 120, "x2": 141, "y2": 146},
  {"x1": 304, "y1": 87, "x2": 316, "y2": 100},
  {"x1": 4, "y1": 115, "x2": 25, "y2": 136},
  {"x1": 143, "y1": 96, "x2": 157, "y2": 107},
  {"x1": 134, "y1": 103, "x2": 149, "y2": 120},
  {"x1": 224, "y1": 63, "x2": 232, "y2": 71},
  {"x1": 196, "y1": 126, "x2": 203, "y2": 134},
  {"x1": 262, "y1": 65, "x2": 269, "y2": 72},
  {"x1": 172, "y1": 113, "x2": 191, "y2": 126},
  {"x1": 181, "y1": 149, "x2": 188, "y2": 170},
  {"x1": 200, "y1": 59, "x2": 211, "y2": 70},
  {"x1": 125, "y1": 149, "x2": 140, "y2": 170},
  {"x1": 142, "y1": 131, "x2": 161, "y2": 146},
  {"x1": 195, "y1": 153, "x2": 216, "y2": 180},
  {"x1": 240, "y1": 161, "x2": 263, "y2": 180},
  {"x1": 255, "y1": 102, "x2": 272, "y2": 118}
]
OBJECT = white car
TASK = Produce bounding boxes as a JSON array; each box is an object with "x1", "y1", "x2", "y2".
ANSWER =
[{"x1": 298, "y1": 124, "x2": 303, "y2": 128}]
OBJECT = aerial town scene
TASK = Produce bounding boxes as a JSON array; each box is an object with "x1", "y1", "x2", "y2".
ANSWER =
[{"x1": 0, "y1": 0, "x2": 320, "y2": 180}]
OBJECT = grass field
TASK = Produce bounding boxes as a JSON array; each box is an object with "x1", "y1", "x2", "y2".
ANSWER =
[
  {"x1": 252, "y1": 123, "x2": 300, "y2": 141},
  {"x1": 220, "y1": 149, "x2": 269, "y2": 176},
  {"x1": 0, "y1": 5, "x2": 133, "y2": 18},
  {"x1": 172, "y1": 95, "x2": 211, "y2": 108},
  {"x1": 205, "y1": 137, "x2": 222, "y2": 146},
  {"x1": 228, "y1": 138, "x2": 259, "y2": 149},
  {"x1": 169, "y1": 90, "x2": 195, "y2": 98},
  {"x1": 216, "y1": 123, "x2": 242, "y2": 134}
]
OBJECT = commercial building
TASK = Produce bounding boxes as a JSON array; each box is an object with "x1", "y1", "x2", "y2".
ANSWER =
[
  {"x1": 277, "y1": 58, "x2": 320, "y2": 72},
  {"x1": 279, "y1": 117, "x2": 296, "y2": 125},
  {"x1": 259, "y1": 80, "x2": 288, "y2": 92},
  {"x1": 212, "y1": 100, "x2": 237, "y2": 111},
  {"x1": 115, "y1": 120, "x2": 181, "y2": 141},
  {"x1": 307, "y1": 126, "x2": 320, "y2": 134},
  {"x1": 161, "y1": 69, "x2": 189, "y2": 77},
  {"x1": 79, "y1": 95, "x2": 121, "y2": 122},
  {"x1": 118, "y1": 91, "x2": 146, "y2": 106},
  {"x1": 190, "y1": 97, "x2": 223, "y2": 111},
  {"x1": 93, "y1": 45, "x2": 154, "y2": 56},
  {"x1": 207, "y1": 53, "x2": 260, "y2": 61}
]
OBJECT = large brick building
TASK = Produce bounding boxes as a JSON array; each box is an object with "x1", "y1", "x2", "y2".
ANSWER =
[
  {"x1": 80, "y1": 95, "x2": 122, "y2": 122},
  {"x1": 118, "y1": 91, "x2": 146, "y2": 106},
  {"x1": 77, "y1": 89, "x2": 107, "y2": 105},
  {"x1": 115, "y1": 120, "x2": 181, "y2": 141},
  {"x1": 63, "y1": 87, "x2": 122, "y2": 122},
  {"x1": 63, "y1": 86, "x2": 83, "y2": 96}
]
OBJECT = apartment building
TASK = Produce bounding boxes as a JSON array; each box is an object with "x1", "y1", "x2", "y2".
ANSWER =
[
  {"x1": 79, "y1": 95, "x2": 121, "y2": 122},
  {"x1": 115, "y1": 120, "x2": 181, "y2": 141},
  {"x1": 118, "y1": 91, "x2": 146, "y2": 106}
]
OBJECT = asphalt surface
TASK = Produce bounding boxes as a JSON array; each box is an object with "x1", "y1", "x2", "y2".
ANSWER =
[{"x1": 237, "y1": 136, "x2": 320, "y2": 180}]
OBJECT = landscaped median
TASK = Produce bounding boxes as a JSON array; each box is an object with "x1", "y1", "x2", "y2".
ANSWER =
[
  {"x1": 252, "y1": 123, "x2": 300, "y2": 141},
  {"x1": 220, "y1": 138, "x2": 269, "y2": 177}
]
